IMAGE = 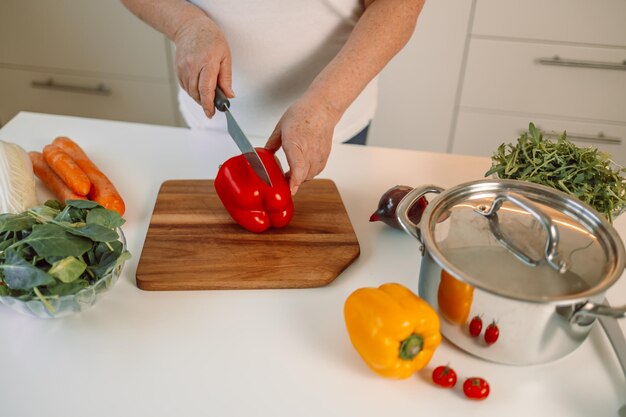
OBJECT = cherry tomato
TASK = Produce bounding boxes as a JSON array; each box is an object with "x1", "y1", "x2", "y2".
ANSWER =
[
  {"x1": 468, "y1": 315, "x2": 482, "y2": 337},
  {"x1": 484, "y1": 322, "x2": 500, "y2": 345},
  {"x1": 432, "y1": 365, "x2": 457, "y2": 388},
  {"x1": 463, "y1": 377, "x2": 490, "y2": 400}
]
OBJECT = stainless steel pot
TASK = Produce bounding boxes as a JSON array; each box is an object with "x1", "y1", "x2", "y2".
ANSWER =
[{"x1": 396, "y1": 179, "x2": 626, "y2": 365}]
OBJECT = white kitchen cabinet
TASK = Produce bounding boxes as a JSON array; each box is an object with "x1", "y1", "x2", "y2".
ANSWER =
[
  {"x1": 0, "y1": 0, "x2": 180, "y2": 127},
  {"x1": 368, "y1": 0, "x2": 473, "y2": 153},
  {"x1": 451, "y1": 0, "x2": 626, "y2": 164},
  {"x1": 473, "y1": 0, "x2": 626, "y2": 47},
  {"x1": 460, "y1": 39, "x2": 626, "y2": 124},
  {"x1": 0, "y1": 67, "x2": 177, "y2": 127},
  {"x1": 453, "y1": 110, "x2": 626, "y2": 164}
]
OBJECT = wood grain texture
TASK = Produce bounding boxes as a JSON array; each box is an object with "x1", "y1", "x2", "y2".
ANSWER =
[{"x1": 136, "y1": 179, "x2": 360, "y2": 290}]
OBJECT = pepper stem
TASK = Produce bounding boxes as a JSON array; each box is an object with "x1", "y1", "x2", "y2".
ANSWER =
[{"x1": 399, "y1": 334, "x2": 424, "y2": 360}]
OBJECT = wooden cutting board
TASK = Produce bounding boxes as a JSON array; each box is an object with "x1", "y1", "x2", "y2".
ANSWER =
[{"x1": 136, "y1": 179, "x2": 360, "y2": 290}]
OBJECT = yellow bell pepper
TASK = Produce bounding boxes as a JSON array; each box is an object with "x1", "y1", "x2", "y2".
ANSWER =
[{"x1": 344, "y1": 283, "x2": 442, "y2": 379}]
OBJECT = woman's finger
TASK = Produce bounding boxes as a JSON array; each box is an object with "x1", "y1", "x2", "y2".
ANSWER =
[
  {"x1": 187, "y1": 63, "x2": 203, "y2": 104},
  {"x1": 264, "y1": 124, "x2": 283, "y2": 153},
  {"x1": 289, "y1": 169, "x2": 306, "y2": 195},
  {"x1": 218, "y1": 53, "x2": 235, "y2": 98},
  {"x1": 284, "y1": 145, "x2": 309, "y2": 195},
  {"x1": 307, "y1": 159, "x2": 323, "y2": 180},
  {"x1": 198, "y1": 65, "x2": 218, "y2": 117},
  {"x1": 311, "y1": 150, "x2": 330, "y2": 179}
]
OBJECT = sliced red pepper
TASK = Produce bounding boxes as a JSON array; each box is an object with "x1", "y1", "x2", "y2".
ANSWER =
[{"x1": 214, "y1": 148, "x2": 294, "y2": 233}]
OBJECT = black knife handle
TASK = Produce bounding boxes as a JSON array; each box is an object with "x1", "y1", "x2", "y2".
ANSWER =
[{"x1": 214, "y1": 86, "x2": 230, "y2": 112}]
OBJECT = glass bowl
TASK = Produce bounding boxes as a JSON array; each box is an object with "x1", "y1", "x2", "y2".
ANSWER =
[{"x1": 0, "y1": 228, "x2": 128, "y2": 319}]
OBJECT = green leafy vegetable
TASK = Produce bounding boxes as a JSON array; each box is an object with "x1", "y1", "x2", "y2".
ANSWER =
[
  {"x1": 65, "y1": 200, "x2": 101, "y2": 209},
  {"x1": 47, "y1": 279, "x2": 90, "y2": 297},
  {"x1": 94, "y1": 240, "x2": 123, "y2": 261},
  {"x1": 48, "y1": 256, "x2": 87, "y2": 283},
  {"x1": 0, "y1": 213, "x2": 37, "y2": 233},
  {"x1": 486, "y1": 123, "x2": 626, "y2": 223},
  {"x1": 65, "y1": 223, "x2": 119, "y2": 242},
  {"x1": 0, "y1": 200, "x2": 130, "y2": 309},
  {"x1": 1, "y1": 249, "x2": 56, "y2": 290},
  {"x1": 86, "y1": 207, "x2": 125, "y2": 229},
  {"x1": 17, "y1": 223, "x2": 92, "y2": 257},
  {"x1": 27, "y1": 204, "x2": 59, "y2": 223},
  {"x1": 91, "y1": 251, "x2": 131, "y2": 278},
  {"x1": 44, "y1": 200, "x2": 64, "y2": 211}
]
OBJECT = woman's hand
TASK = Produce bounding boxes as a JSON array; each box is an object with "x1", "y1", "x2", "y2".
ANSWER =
[
  {"x1": 265, "y1": 96, "x2": 340, "y2": 195},
  {"x1": 173, "y1": 17, "x2": 235, "y2": 117}
]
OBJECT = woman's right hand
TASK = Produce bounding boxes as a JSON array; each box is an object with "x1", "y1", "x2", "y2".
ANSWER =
[{"x1": 173, "y1": 17, "x2": 235, "y2": 117}]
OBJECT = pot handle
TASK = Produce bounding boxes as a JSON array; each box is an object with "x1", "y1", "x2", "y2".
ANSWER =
[
  {"x1": 571, "y1": 300, "x2": 626, "y2": 322},
  {"x1": 396, "y1": 185, "x2": 445, "y2": 243},
  {"x1": 570, "y1": 300, "x2": 626, "y2": 388},
  {"x1": 475, "y1": 191, "x2": 569, "y2": 273}
]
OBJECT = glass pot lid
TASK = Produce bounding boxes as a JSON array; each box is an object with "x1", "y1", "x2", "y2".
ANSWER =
[{"x1": 420, "y1": 179, "x2": 626, "y2": 303}]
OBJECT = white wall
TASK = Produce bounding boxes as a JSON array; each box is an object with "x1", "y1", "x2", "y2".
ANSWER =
[{"x1": 368, "y1": 0, "x2": 473, "y2": 153}]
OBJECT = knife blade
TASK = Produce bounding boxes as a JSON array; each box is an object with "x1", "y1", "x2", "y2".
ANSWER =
[{"x1": 214, "y1": 87, "x2": 273, "y2": 187}]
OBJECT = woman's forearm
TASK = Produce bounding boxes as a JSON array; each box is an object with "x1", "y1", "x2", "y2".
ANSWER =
[
  {"x1": 120, "y1": 0, "x2": 210, "y2": 41},
  {"x1": 305, "y1": 0, "x2": 425, "y2": 120}
]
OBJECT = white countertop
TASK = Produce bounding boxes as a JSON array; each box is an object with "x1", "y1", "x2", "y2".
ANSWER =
[{"x1": 1, "y1": 112, "x2": 625, "y2": 417}]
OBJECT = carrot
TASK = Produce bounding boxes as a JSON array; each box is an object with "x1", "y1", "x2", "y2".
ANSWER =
[
  {"x1": 52, "y1": 136, "x2": 125, "y2": 216},
  {"x1": 43, "y1": 144, "x2": 91, "y2": 196},
  {"x1": 28, "y1": 151, "x2": 87, "y2": 203}
]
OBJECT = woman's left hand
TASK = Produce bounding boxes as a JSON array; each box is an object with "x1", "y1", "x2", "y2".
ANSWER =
[{"x1": 264, "y1": 96, "x2": 340, "y2": 195}]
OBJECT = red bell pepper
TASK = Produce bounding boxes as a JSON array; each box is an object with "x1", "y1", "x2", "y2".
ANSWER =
[{"x1": 214, "y1": 148, "x2": 294, "y2": 233}]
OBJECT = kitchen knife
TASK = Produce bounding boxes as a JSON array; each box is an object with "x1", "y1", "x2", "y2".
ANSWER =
[{"x1": 214, "y1": 87, "x2": 273, "y2": 187}]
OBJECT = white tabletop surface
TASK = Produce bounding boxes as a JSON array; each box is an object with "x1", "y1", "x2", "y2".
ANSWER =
[{"x1": 1, "y1": 112, "x2": 625, "y2": 417}]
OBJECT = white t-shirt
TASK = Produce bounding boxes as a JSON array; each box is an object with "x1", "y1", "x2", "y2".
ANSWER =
[{"x1": 178, "y1": 0, "x2": 378, "y2": 143}]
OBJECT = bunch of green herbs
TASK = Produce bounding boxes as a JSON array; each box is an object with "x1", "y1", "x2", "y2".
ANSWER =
[
  {"x1": 485, "y1": 123, "x2": 626, "y2": 223},
  {"x1": 0, "y1": 200, "x2": 130, "y2": 312}
]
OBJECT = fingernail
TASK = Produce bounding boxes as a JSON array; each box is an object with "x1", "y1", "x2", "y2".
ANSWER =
[{"x1": 291, "y1": 186, "x2": 299, "y2": 195}]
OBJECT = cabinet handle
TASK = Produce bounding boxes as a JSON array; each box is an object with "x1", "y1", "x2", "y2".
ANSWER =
[
  {"x1": 536, "y1": 55, "x2": 626, "y2": 71},
  {"x1": 519, "y1": 128, "x2": 622, "y2": 145},
  {"x1": 31, "y1": 78, "x2": 111, "y2": 96},
  {"x1": 558, "y1": 131, "x2": 621, "y2": 146}
]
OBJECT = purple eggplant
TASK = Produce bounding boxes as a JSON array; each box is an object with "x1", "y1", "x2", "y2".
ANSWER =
[{"x1": 369, "y1": 185, "x2": 428, "y2": 230}]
